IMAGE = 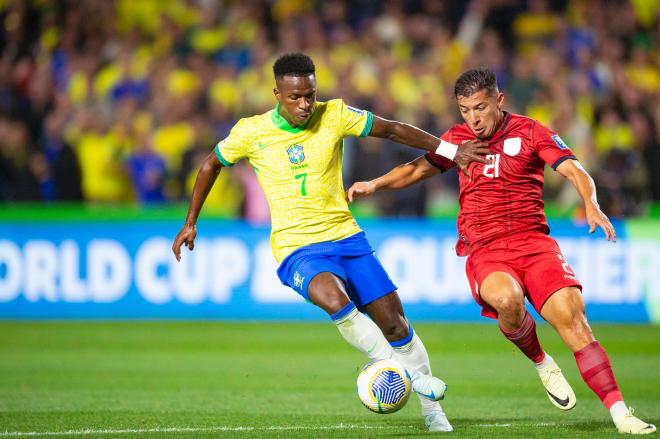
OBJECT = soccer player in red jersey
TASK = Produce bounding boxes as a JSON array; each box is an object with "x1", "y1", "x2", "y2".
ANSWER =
[{"x1": 347, "y1": 67, "x2": 656, "y2": 435}]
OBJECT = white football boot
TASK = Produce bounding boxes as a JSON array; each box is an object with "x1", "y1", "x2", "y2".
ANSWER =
[
  {"x1": 615, "y1": 407, "x2": 657, "y2": 434},
  {"x1": 411, "y1": 371, "x2": 447, "y2": 402},
  {"x1": 536, "y1": 361, "x2": 577, "y2": 410},
  {"x1": 424, "y1": 406, "x2": 454, "y2": 433}
]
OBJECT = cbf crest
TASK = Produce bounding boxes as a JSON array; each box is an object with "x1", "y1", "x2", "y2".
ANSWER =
[{"x1": 287, "y1": 144, "x2": 305, "y2": 165}]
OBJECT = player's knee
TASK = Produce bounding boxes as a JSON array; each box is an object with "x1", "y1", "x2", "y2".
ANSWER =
[
  {"x1": 321, "y1": 295, "x2": 349, "y2": 315},
  {"x1": 482, "y1": 274, "x2": 524, "y2": 321},
  {"x1": 379, "y1": 320, "x2": 408, "y2": 342},
  {"x1": 309, "y1": 287, "x2": 349, "y2": 315},
  {"x1": 307, "y1": 273, "x2": 351, "y2": 314},
  {"x1": 491, "y1": 293, "x2": 525, "y2": 320}
]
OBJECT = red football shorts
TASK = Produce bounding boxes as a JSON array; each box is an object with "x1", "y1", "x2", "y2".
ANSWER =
[{"x1": 465, "y1": 232, "x2": 582, "y2": 319}]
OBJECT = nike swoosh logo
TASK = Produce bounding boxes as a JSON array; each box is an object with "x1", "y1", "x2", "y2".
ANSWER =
[
  {"x1": 366, "y1": 342, "x2": 378, "y2": 353},
  {"x1": 546, "y1": 390, "x2": 570, "y2": 407},
  {"x1": 258, "y1": 142, "x2": 267, "y2": 148}
]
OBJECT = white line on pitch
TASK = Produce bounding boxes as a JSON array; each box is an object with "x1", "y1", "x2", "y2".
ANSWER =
[
  {"x1": 1, "y1": 421, "x2": 560, "y2": 436},
  {"x1": 1, "y1": 424, "x2": 400, "y2": 437},
  {"x1": 476, "y1": 422, "x2": 557, "y2": 428}
]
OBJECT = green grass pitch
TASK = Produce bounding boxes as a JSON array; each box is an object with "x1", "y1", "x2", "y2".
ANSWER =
[{"x1": 0, "y1": 321, "x2": 658, "y2": 438}]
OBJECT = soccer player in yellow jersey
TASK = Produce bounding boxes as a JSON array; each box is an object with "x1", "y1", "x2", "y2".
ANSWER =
[{"x1": 173, "y1": 53, "x2": 488, "y2": 432}]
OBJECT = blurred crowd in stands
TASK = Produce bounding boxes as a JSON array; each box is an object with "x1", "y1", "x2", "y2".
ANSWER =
[{"x1": 0, "y1": 0, "x2": 658, "y2": 221}]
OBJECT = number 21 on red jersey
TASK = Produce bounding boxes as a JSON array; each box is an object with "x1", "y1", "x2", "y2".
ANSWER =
[{"x1": 483, "y1": 153, "x2": 500, "y2": 178}]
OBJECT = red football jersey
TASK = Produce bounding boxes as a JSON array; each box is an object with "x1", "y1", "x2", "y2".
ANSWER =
[{"x1": 426, "y1": 112, "x2": 576, "y2": 256}]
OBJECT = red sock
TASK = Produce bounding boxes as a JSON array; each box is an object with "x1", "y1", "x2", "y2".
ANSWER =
[
  {"x1": 574, "y1": 341, "x2": 623, "y2": 409},
  {"x1": 499, "y1": 312, "x2": 546, "y2": 364}
]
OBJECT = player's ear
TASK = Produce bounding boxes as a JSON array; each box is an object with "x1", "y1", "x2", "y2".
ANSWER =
[
  {"x1": 273, "y1": 87, "x2": 280, "y2": 100},
  {"x1": 496, "y1": 92, "x2": 504, "y2": 108}
]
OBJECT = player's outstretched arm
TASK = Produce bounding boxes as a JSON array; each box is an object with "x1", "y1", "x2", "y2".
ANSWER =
[
  {"x1": 368, "y1": 115, "x2": 490, "y2": 174},
  {"x1": 172, "y1": 151, "x2": 223, "y2": 261},
  {"x1": 347, "y1": 156, "x2": 439, "y2": 202},
  {"x1": 555, "y1": 159, "x2": 616, "y2": 242}
]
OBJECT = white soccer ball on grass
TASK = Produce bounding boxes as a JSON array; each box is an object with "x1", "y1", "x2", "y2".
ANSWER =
[{"x1": 356, "y1": 358, "x2": 411, "y2": 414}]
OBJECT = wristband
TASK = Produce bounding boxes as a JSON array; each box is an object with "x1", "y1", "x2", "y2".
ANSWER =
[{"x1": 435, "y1": 140, "x2": 458, "y2": 161}]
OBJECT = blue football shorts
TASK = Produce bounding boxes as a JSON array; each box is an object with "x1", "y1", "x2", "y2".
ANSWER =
[{"x1": 276, "y1": 232, "x2": 397, "y2": 308}]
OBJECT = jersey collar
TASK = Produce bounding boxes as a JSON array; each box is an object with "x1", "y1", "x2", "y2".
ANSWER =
[
  {"x1": 271, "y1": 103, "x2": 313, "y2": 133},
  {"x1": 488, "y1": 111, "x2": 511, "y2": 141}
]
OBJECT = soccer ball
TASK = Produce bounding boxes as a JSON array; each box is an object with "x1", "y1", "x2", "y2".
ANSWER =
[{"x1": 356, "y1": 359, "x2": 411, "y2": 414}]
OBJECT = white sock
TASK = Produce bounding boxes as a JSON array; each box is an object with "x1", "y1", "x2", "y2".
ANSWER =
[
  {"x1": 610, "y1": 400, "x2": 628, "y2": 423},
  {"x1": 533, "y1": 352, "x2": 554, "y2": 370},
  {"x1": 332, "y1": 303, "x2": 394, "y2": 361},
  {"x1": 392, "y1": 330, "x2": 442, "y2": 415}
]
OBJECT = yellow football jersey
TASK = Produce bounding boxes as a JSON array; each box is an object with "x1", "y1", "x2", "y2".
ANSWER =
[{"x1": 215, "y1": 99, "x2": 373, "y2": 262}]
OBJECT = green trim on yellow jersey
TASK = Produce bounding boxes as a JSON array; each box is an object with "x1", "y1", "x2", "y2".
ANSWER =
[
  {"x1": 360, "y1": 112, "x2": 373, "y2": 137},
  {"x1": 271, "y1": 103, "x2": 314, "y2": 133},
  {"x1": 215, "y1": 143, "x2": 234, "y2": 167}
]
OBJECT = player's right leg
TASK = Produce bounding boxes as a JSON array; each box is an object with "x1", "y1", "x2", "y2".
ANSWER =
[
  {"x1": 307, "y1": 272, "x2": 395, "y2": 361},
  {"x1": 364, "y1": 292, "x2": 447, "y2": 402},
  {"x1": 362, "y1": 294, "x2": 451, "y2": 432},
  {"x1": 345, "y1": 253, "x2": 452, "y2": 432},
  {"x1": 475, "y1": 268, "x2": 576, "y2": 411}
]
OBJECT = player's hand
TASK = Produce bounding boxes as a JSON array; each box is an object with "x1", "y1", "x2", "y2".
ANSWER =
[
  {"x1": 454, "y1": 139, "x2": 490, "y2": 176},
  {"x1": 172, "y1": 224, "x2": 197, "y2": 261},
  {"x1": 585, "y1": 205, "x2": 616, "y2": 242},
  {"x1": 346, "y1": 181, "x2": 376, "y2": 202}
]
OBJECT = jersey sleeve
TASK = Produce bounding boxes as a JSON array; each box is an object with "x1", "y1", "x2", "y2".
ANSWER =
[
  {"x1": 532, "y1": 121, "x2": 576, "y2": 170},
  {"x1": 424, "y1": 129, "x2": 456, "y2": 172},
  {"x1": 339, "y1": 99, "x2": 373, "y2": 137},
  {"x1": 214, "y1": 119, "x2": 250, "y2": 166}
]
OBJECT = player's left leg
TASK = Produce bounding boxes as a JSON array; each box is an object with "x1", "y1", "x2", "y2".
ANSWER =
[
  {"x1": 541, "y1": 287, "x2": 656, "y2": 434},
  {"x1": 365, "y1": 292, "x2": 448, "y2": 402},
  {"x1": 343, "y1": 252, "x2": 448, "y2": 402},
  {"x1": 364, "y1": 292, "x2": 452, "y2": 432}
]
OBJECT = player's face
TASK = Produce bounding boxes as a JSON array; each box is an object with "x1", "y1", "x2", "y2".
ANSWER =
[
  {"x1": 274, "y1": 74, "x2": 317, "y2": 127},
  {"x1": 456, "y1": 89, "x2": 504, "y2": 139}
]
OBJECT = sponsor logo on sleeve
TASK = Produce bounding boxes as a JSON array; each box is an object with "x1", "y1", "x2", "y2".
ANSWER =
[{"x1": 551, "y1": 134, "x2": 569, "y2": 150}]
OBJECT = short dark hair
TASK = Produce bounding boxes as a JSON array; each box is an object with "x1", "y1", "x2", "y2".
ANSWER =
[
  {"x1": 454, "y1": 67, "x2": 499, "y2": 98},
  {"x1": 273, "y1": 53, "x2": 315, "y2": 78}
]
